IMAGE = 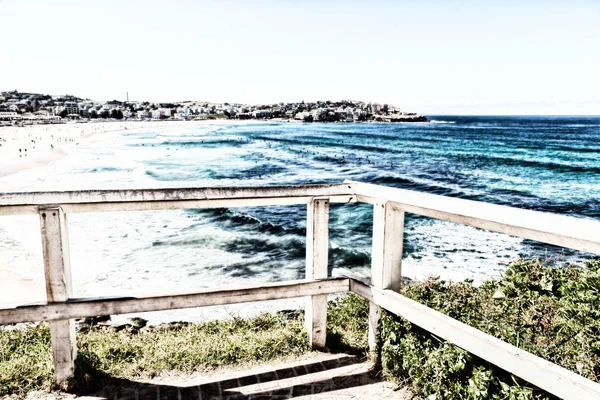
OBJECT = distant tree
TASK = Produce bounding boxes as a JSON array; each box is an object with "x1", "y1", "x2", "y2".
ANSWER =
[
  {"x1": 111, "y1": 109, "x2": 123, "y2": 119},
  {"x1": 59, "y1": 109, "x2": 68, "y2": 118},
  {"x1": 89, "y1": 110, "x2": 98, "y2": 119},
  {"x1": 99, "y1": 110, "x2": 110, "y2": 119}
]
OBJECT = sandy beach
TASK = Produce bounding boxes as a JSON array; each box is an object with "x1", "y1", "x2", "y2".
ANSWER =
[
  {"x1": 0, "y1": 119, "x2": 273, "y2": 180},
  {"x1": 0, "y1": 120, "x2": 198, "y2": 179},
  {"x1": 0, "y1": 269, "x2": 46, "y2": 308}
]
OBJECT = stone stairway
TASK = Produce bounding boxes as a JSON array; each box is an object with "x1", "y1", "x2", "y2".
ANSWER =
[{"x1": 78, "y1": 353, "x2": 412, "y2": 400}]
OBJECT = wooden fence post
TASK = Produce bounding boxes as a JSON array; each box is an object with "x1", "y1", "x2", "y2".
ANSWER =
[
  {"x1": 369, "y1": 201, "x2": 404, "y2": 352},
  {"x1": 39, "y1": 206, "x2": 76, "y2": 384},
  {"x1": 305, "y1": 197, "x2": 330, "y2": 348}
]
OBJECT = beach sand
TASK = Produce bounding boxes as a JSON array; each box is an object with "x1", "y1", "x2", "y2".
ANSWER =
[
  {"x1": 0, "y1": 269, "x2": 46, "y2": 307},
  {"x1": 0, "y1": 121, "x2": 187, "y2": 178},
  {"x1": 0, "y1": 119, "x2": 255, "y2": 179}
]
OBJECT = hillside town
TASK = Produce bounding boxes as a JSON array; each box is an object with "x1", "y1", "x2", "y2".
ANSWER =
[{"x1": 0, "y1": 90, "x2": 427, "y2": 126}]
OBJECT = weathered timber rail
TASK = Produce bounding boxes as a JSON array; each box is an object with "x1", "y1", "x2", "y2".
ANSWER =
[{"x1": 1, "y1": 181, "x2": 600, "y2": 399}]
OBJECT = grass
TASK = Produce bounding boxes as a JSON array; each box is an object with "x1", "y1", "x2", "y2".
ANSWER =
[
  {"x1": 0, "y1": 324, "x2": 55, "y2": 395},
  {"x1": 1, "y1": 312, "x2": 311, "y2": 397},
  {"x1": 326, "y1": 293, "x2": 370, "y2": 353},
  {"x1": 78, "y1": 313, "x2": 309, "y2": 377},
  {"x1": 3, "y1": 258, "x2": 599, "y2": 398},
  {"x1": 0, "y1": 299, "x2": 369, "y2": 398}
]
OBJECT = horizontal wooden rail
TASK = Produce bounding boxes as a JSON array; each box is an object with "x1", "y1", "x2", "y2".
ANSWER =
[
  {"x1": 350, "y1": 279, "x2": 600, "y2": 400},
  {"x1": 0, "y1": 195, "x2": 357, "y2": 216},
  {"x1": 351, "y1": 181, "x2": 600, "y2": 255},
  {"x1": 0, "y1": 183, "x2": 356, "y2": 216},
  {"x1": 0, "y1": 278, "x2": 350, "y2": 325}
]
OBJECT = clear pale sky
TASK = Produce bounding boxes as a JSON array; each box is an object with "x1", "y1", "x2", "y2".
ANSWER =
[{"x1": 0, "y1": 0, "x2": 599, "y2": 115}]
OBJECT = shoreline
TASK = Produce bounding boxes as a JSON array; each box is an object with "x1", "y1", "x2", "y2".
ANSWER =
[
  {"x1": 0, "y1": 120, "x2": 246, "y2": 180},
  {"x1": 0, "y1": 147, "x2": 68, "y2": 178},
  {"x1": 2, "y1": 118, "x2": 406, "y2": 180},
  {"x1": 0, "y1": 269, "x2": 46, "y2": 308}
]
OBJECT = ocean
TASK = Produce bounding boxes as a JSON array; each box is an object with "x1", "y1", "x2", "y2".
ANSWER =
[{"x1": 1, "y1": 116, "x2": 599, "y2": 322}]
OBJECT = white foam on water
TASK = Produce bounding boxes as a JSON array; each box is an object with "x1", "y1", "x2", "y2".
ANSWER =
[
  {"x1": 0, "y1": 216, "x2": 44, "y2": 277},
  {"x1": 398, "y1": 218, "x2": 523, "y2": 284}
]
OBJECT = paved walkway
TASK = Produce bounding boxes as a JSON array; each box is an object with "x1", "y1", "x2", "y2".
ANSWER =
[{"x1": 80, "y1": 353, "x2": 412, "y2": 400}]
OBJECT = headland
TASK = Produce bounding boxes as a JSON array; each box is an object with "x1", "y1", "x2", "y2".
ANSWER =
[{"x1": 0, "y1": 89, "x2": 427, "y2": 126}]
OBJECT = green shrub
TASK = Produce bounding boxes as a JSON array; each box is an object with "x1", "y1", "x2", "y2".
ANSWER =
[{"x1": 380, "y1": 259, "x2": 600, "y2": 399}]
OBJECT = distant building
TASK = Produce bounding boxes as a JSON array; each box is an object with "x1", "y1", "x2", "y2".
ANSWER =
[
  {"x1": 0, "y1": 111, "x2": 20, "y2": 120},
  {"x1": 137, "y1": 110, "x2": 151, "y2": 119},
  {"x1": 151, "y1": 108, "x2": 171, "y2": 119},
  {"x1": 20, "y1": 112, "x2": 36, "y2": 120},
  {"x1": 345, "y1": 108, "x2": 354, "y2": 122},
  {"x1": 34, "y1": 110, "x2": 51, "y2": 117},
  {"x1": 176, "y1": 106, "x2": 191, "y2": 119},
  {"x1": 252, "y1": 110, "x2": 271, "y2": 119},
  {"x1": 64, "y1": 101, "x2": 79, "y2": 115},
  {"x1": 311, "y1": 109, "x2": 321, "y2": 121},
  {"x1": 295, "y1": 111, "x2": 310, "y2": 120}
]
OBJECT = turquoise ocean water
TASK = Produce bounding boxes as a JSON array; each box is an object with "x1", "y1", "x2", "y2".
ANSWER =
[{"x1": 1, "y1": 116, "x2": 599, "y2": 321}]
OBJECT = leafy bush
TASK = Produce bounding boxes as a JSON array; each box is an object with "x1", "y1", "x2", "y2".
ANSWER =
[{"x1": 380, "y1": 259, "x2": 600, "y2": 399}]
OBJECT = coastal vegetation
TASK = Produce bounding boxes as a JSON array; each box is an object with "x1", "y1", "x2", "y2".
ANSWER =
[
  {"x1": 1, "y1": 259, "x2": 599, "y2": 398},
  {"x1": 0, "y1": 312, "x2": 313, "y2": 396},
  {"x1": 0, "y1": 89, "x2": 426, "y2": 125},
  {"x1": 380, "y1": 258, "x2": 600, "y2": 399}
]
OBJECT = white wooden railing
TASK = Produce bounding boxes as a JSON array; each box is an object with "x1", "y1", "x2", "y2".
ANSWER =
[{"x1": 1, "y1": 181, "x2": 599, "y2": 399}]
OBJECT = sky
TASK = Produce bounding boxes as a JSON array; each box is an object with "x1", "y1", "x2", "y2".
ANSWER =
[{"x1": 0, "y1": 0, "x2": 599, "y2": 115}]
